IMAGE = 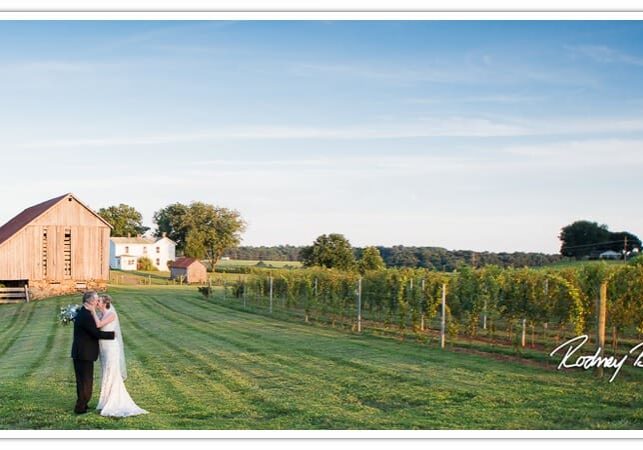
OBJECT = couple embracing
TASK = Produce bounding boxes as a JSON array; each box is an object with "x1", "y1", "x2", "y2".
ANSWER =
[{"x1": 71, "y1": 291, "x2": 147, "y2": 418}]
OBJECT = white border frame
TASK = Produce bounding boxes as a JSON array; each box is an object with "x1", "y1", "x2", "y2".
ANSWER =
[{"x1": 0, "y1": 7, "x2": 642, "y2": 438}]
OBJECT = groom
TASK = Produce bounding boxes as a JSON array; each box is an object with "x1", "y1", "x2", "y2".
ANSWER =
[{"x1": 71, "y1": 291, "x2": 115, "y2": 414}]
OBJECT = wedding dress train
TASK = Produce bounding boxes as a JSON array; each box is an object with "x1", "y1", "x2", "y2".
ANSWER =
[{"x1": 97, "y1": 307, "x2": 148, "y2": 418}]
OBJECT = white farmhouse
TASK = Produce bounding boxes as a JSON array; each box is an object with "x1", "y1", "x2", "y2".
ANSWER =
[{"x1": 110, "y1": 234, "x2": 176, "y2": 271}]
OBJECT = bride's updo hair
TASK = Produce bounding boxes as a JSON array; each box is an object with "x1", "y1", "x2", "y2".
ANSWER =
[{"x1": 99, "y1": 294, "x2": 112, "y2": 310}]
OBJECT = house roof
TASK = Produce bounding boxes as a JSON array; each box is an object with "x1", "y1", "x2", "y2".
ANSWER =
[
  {"x1": 0, "y1": 193, "x2": 112, "y2": 248},
  {"x1": 171, "y1": 257, "x2": 203, "y2": 269},
  {"x1": 111, "y1": 237, "x2": 156, "y2": 245}
]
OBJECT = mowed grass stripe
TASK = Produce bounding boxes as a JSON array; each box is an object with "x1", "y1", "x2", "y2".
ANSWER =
[
  {"x1": 118, "y1": 298, "x2": 309, "y2": 426},
  {"x1": 134, "y1": 294, "x2": 363, "y2": 422},
  {"x1": 0, "y1": 303, "x2": 36, "y2": 357},
  {"x1": 0, "y1": 303, "x2": 27, "y2": 338},
  {"x1": 143, "y1": 293, "x2": 431, "y2": 398},
  {"x1": 149, "y1": 292, "x2": 502, "y2": 393},
  {"x1": 1, "y1": 287, "x2": 642, "y2": 429},
  {"x1": 137, "y1": 289, "x2": 643, "y2": 429},
  {"x1": 21, "y1": 302, "x2": 62, "y2": 378},
  {"x1": 117, "y1": 302, "x2": 272, "y2": 427},
  {"x1": 27, "y1": 297, "x2": 75, "y2": 380},
  {"x1": 135, "y1": 292, "x2": 514, "y2": 428},
  {"x1": 129, "y1": 290, "x2": 382, "y2": 428},
  {"x1": 0, "y1": 302, "x2": 49, "y2": 371}
]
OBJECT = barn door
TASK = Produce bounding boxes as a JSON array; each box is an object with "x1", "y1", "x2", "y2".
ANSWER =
[{"x1": 63, "y1": 227, "x2": 72, "y2": 280}]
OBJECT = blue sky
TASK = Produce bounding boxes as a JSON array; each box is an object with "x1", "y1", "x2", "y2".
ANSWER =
[{"x1": 1, "y1": 20, "x2": 642, "y2": 253}]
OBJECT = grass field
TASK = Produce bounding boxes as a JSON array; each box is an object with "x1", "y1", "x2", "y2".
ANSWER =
[{"x1": 0, "y1": 286, "x2": 642, "y2": 430}]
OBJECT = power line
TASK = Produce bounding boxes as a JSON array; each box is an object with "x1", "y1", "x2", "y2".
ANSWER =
[{"x1": 560, "y1": 238, "x2": 639, "y2": 251}]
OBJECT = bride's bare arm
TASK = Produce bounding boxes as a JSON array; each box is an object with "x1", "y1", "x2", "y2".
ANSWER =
[{"x1": 91, "y1": 309, "x2": 116, "y2": 329}]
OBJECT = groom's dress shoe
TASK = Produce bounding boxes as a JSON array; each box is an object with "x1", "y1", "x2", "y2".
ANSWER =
[{"x1": 74, "y1": 409, "x2": 88, "y2": 414}]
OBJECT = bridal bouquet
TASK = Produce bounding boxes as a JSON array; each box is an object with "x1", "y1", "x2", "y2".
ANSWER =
[{"x1": 59, "y1": 304, "x2": 81, "y2": 326}]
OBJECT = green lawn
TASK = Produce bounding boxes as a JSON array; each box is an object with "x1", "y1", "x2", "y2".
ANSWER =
[{"x1": 0, "y1": 286, "x2": 641, "y2": 430}]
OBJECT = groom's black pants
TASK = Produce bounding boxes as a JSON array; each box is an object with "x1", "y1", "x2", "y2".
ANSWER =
[{"x1": 73, "y1": 359, "x2": 94, "y2": 413}]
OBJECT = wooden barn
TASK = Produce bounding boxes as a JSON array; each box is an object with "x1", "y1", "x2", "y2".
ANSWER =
[
  {"x1": 0, "y1": 193, "x2": 112, "y2": 301},
  {"x1": 170, "y1": 257, "x2": 208, "y2": 284}
]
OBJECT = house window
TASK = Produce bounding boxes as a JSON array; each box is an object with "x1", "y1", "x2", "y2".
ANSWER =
[
  {"x1": 125, "y1": 246, "x2": 129, "y2": 253},
  {"x1": 143, "y1": 247, "x2": 147, "y2": 254},
  {"x1": 42, "y1": 228, "x2": 48, "y2": 278},
  {"x1": 156, "y1": 258, "x2": 160, "y2": 266},
  {"x1": 156, "y1": 246, "x2": 160, "y2": 254},
  {"x1": 64, "y1": 229, "x2": 72, "y2": 278}
]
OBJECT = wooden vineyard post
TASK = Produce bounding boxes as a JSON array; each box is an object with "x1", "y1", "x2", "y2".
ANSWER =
[
  {"x1": 243, "y1": 279, "x2": 247, "y2": 308},
  {"x1": 269, "y1": 276, "x2": 273, "y2": 314},
  {"x1": 543, "y1": 322, "x2": 548, "y2": 345},
  {"x1": 420, "y1": 278, "x2": 425, "y2": 331},
  {"x1": 521, "y1": 318, "x2": 527, "y2": 348},
  {"x1": 357, "y1": 277, "x2": 362, "y2": 333},
  {"x1": 596, "y1": 281, "x2": 607, "y2": 378},
  {"x1": 24, "y1": 285, "x2": 30, "y2": 303},
  {"x1": 440, "y1": 283, "x2": 446, "y2": 349},
  {"x1": 483, "y1": 299, "x2": 487, "y2": 330}
]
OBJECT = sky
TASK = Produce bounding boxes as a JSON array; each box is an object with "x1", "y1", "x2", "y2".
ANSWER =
[{"x1": 0, "y1": 20, "x2": 642, "y2": 254}]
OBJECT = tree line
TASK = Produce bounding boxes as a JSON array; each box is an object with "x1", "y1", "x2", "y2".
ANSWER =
[{"x1": 97, "y1": 203, "x2": 640, "y2": 272}]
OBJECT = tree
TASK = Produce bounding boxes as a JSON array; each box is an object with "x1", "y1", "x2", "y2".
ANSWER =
[
  {"x1": 559, "y1": 220, "x2": 611, "y2": 258},
  {"x1": 98, "y1": 204, "x2": 149, "y2": 237},
  {"x1": 137, "y1": 256, "x2": 156, "y2": 272},
  {"x1": 154, "y1": 202, "x2": 246, "y2": 269},
  {"x1": 153, "y1": 203, "x2": 191, "y2": 251},
  {"x1": 388, "y1": 246, "x2": 420, "y2": 267},
  {"x1": 559, "y1": 220, "x2": 641, "y2": 259},
  {"x1": 300, "y1": 234, "x2": 356, "y2": 270},
  {"x1": 358, "y1": 246, "x2": 386, "y2": 273}
]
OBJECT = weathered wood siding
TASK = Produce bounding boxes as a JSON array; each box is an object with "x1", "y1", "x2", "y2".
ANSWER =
[
  {"x1": 0, "y1": 196, "x2": 109, "y2": 281},
  {"x1": 187, "y1": 263, "x2": 208, "y2": 283}
]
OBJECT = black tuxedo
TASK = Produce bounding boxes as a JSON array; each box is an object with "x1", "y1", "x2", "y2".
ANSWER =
[{"x1": 71, "y1": 306, "x2": 115, "y2": 413}]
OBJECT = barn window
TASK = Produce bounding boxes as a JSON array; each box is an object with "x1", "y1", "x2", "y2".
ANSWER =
[
  {"x1": 64, "y1": 229, "x2": 72, "y2": 277},
  {"x1": 42, "y1": 228, "x2": 48, "y2": 278}
]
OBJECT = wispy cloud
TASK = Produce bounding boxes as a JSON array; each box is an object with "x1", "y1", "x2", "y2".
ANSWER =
[
  {"x1": 570, "y1": 45, "x2": 643, "y2": 66},
  {"x1": 405, "y1": 94, "x2": 544, "y2": 105},
  {"x1": 18, "y1": 113, "x2": 643, "y2": 150},
  {"x1": 18, "y1": 118, "x2": 528, "y2": 149},
  {"x1": 0, "y1": 60, "x2": 113, "y2": 75}
]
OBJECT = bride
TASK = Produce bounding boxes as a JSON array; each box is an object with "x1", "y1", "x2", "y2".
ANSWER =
[{"x1": 89, "y1": 294, "x2": 148, "y2": 418}]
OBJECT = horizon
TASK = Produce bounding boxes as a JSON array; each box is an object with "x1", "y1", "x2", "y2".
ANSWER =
[{"x1": 1, "y1": 21, "x2": 642, "y2": 253}]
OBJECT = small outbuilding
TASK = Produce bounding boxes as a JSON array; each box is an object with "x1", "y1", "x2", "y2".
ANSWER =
[
  {"x1": 600, "y1": 250, "x2": 621, "y2": 260},
  {"x1": 170, "y1": 257, "x2": 208, "y2": 284}
]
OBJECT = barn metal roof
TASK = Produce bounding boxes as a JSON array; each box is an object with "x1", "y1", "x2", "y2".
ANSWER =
[{"x1": 171, "y1": 257, "x2": 203, "y2": 269}]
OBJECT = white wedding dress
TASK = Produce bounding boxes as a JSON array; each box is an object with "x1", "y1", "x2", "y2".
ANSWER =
[{"x1": 97, "y1": 307, "x2": 148, "y2": 417}]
